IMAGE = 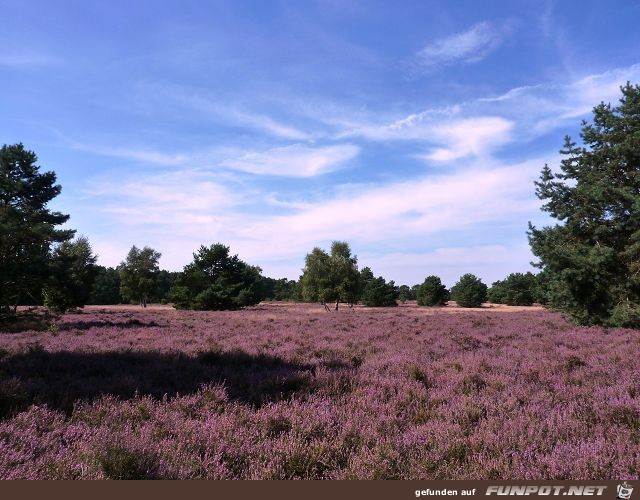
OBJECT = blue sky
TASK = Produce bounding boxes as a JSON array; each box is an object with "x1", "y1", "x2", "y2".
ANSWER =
[{"x1": 3, "y1": 0, "x2": 640, "y2": 286}]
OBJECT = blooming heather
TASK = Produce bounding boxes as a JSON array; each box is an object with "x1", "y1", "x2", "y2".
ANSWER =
[{"x1": 0, "y1": 303, "x2": 638, "y2": 479}]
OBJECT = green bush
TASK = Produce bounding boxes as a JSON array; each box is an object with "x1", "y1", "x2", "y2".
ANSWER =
[
  {"x1": 606, "y1": 302, "x2": 640, "y2": 328},
  {"x1": 169, "y1": 244, "x2": 263, "y2": 310},
  {"x1": 451, "y1": 274, "x2": 487, "y2": 308},
  {"x1": 487, "y1": 272, "x2": 536, "y2": 306},
  {"x1": 416, "y1": 276, "x2": 449, "y2": 306},
  {"x1": 361, "y1": 276, "x2": 398, "y2": 307}
]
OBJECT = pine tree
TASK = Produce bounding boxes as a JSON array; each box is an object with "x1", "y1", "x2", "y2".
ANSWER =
[
  {"x1": 0, "y1": 144, "x2": 74, "y2": 317},
  {"x1": 529, "y1": 83, "x2": 640, "y2": 326},
  {"x1": 361, "y1": 275, "x2": 399, "y2": 307},
  {"x1": 44, "y1": 236, "x2": 98, "y2": 313},
  {"x1": 416, "y1": 275, "x2": 449, "y2": 306},
  {"x1": 450, "y1": 274, "x2": 487, "y2": 308},
  {"x1": 169, "y1": 244, "x2": 263, "y2": 310}
]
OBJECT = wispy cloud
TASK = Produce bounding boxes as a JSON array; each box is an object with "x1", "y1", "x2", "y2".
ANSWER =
[
  {"x1": 226, "y1": 157, "x2": 543, "y2": 266},
  {"x1": 87, "y1": 158, "x2": 543, "y2": 276},
  {"x1": 476, "y1": 63, "x2": 640, "y2": 135},
  {"x1": 89, "y1": 169, "x2": 242, "y2": 227},
  {"x1": 73, "y1": 63, "x2": 639, "y2": 279},
  {"x1": 423, "y1": 116, "x2": 513, "y2": 162},
  {"x1": 342, "y1": 111, "x2": 513, "y2": 162},
  {"x1": 411, "y1": 22, "x2": 502, "y2": 73},
  {"x1": 340, "y1": 63, "x2": 640, "y2": 154},
  {"x1": 0, "y1": 50, "x2": 57, "y2": 68},
  {"x1": 143, "y1": 85, "x2": 312, "y2": 140},
  {"x1": 67, "y1": 135, "x2": 359, "y2": 177},
  {"x1": 71, "y1": 142, "x2": 191, "y2": 166},
  {"x1": 339, "y1": 106, "x2": 460, "y2": 141},
  {"x1": 220, "y1": 143, "x2": 359, "y2": 177}
]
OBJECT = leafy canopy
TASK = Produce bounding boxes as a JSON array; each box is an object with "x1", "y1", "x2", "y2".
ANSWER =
[
  {"x1": 487, "y1": 272, "x2": 536, "y2": 306},
  {"x1": 88, "y1": 266, "x2": 122, "y2": 305},
  {"x1": 300, "y1": 241, "x2": 359, "y2": 309},
  {"x1": 397, "y1": 285, "x2": 416, "y2": 303},
  {"x1": 118, "y1": 246, "x2": 161, "y2": 307},
  {"x1": 45, "y1": 236, "x2": 98, "y2": 313},
  {"x1": 170, "y1": 243, "x2": 263, "y2": 310},
  {"x1": 450, "y1": 273, "x2": 487, "y2": 308},
  {"x1": 361, "y1": 274, "x2": 398, "y2": 307},
  {"x1": 416, "y1": 275, "x2": 450, "y2": 306},
  {"x1": 0, "y1": 143, "x2": 74, "y2": 316},
  {"x1": 528, "y1": 83, "x2": 640, "y2": 326}
]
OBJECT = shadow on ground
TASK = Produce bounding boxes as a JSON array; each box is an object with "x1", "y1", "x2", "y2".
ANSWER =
[
  {"x1": 0, "y1": 347, "x2": 348, "y2": 418},
  {"x1": 58, "y1": 318, "x2": 161, "y2": 330}
]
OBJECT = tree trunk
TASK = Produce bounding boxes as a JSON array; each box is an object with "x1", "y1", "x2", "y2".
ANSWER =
[{"x1": 335, "y1": 298, "x2": 339, "y2": 311}]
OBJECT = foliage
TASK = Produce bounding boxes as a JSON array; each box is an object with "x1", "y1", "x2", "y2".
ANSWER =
[
  {"x1": 44, "y1": 236, "x2": 98, "y2": 313},
  {"x1": 450, "y1": 273, "x2": 487, "y2": 308},
  {"x1": 0, "y1": 144, "x2": 74, "y2": 317},
  {"x1": 487, "y1": 272, "x2": 537, "y2": 306},
  {"x1": 361, "y1": 276, "x2": 398, "y2": 307},
  {"x1": 528, "y1": 83, "x2": 640, "y2": 326},
  {"x1": 88, "y1": 267, "x2": 122, "y2": 305},
  {"x1": 118, "y1": 246, "x2": 161, "y2": 307},
  {"x1": 261, "y1": 277, "x2": 299, "y2": 301},
  {"x1": 169, "y1": 244, "x2": 263, "y2": 310},
  {"x1": 397, "y1": 285, "x2": 416, "y2": 303},
  {"x1": 300, "y1": 247, "x2": 332, "y2": 304},
  {"x1": 300, "y1": 242, "x2": 359, "y2": 310},
  {"x1": 416, "y1": 276, "x2": 449, "y2": 306},
  {"x1": 152, "y1": 270, "x2": 179, "y2": 303}
]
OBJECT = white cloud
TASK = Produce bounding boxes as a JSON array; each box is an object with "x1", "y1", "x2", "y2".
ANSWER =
[
  {"x1": 339, "y1": 106, "x2": 461, "y2": 141},
  {"x1": 412, "y1": 22, "x2": 502, "y2": 72},
  {"x1": 148, "y1": 87, "x2": 311, "y2": 140},
  {"x1": 342, "y1": 111, "x2": 513, "y2": 162},
  {"x1": 77, "y1": 63, "x2": 640, "y2": 278},
  {"x1": 476, "y1": 63, "x2": 640, "y2": 135},
  {"x1": 220, "y1": 143, "x2": 359, "y2": 177},
  {"x1": 423, "y1": 116, "x2": 513, "y2": 162},
  {"x1": 72, "y1": 143, "x2": 190, "y2": 166},
  {"x1": 84, "y1": 152, "x2": 543, "y2": 275},
  {"x1": 340, "y1": 63, "x2": 640, "y2": 155},
  {"x1": 90, "y1": 170, "x2": 242, "y2": 226},
  {"x1": 227, "y1": 157, "x2": 542, "y2": 265},
  {"x1": 0, "y1": 50, "x2": 57, "y2": 67},
  {"x1": 215, "y1": 106, "x2": 311, "y2": 141}
]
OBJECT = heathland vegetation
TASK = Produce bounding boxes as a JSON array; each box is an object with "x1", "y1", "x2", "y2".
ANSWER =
[
  {"x1": 0, "y1": 303, "x2": 638, "y2": 479},
  {"x1": 0, "y1": 84, "x2": 639, "y2": 480}
]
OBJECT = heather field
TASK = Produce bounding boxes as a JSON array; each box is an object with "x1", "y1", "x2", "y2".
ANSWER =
[{"x1": 0, "y1": 302, "x2": 638, "y2": 480}]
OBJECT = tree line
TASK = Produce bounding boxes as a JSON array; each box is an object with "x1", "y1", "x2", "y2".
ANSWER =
[{"x1": 2, "y1": 83, "x2": 639, "y2": 326}]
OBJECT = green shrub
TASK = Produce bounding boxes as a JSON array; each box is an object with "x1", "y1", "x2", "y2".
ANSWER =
[
  {"x1": 488, "y1": 272, "x2": 536, "y2": 306},
  {"x1": 169, "y1": 244, "x2": 263, "y2": 310},
  {"x1": 361, "y1": 276, "x2": 398, "y2": 307},
  {"x1": 416, "y1": 276, "x2": 449, "y2": 306},
  {"x1": 451, "y1": 274, "x2": 487, "y2": 308}
]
